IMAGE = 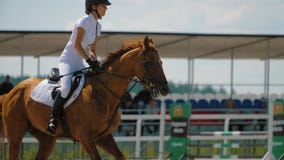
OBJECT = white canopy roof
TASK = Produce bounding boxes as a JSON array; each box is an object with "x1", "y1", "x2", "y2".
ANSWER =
[{"x1": 1, "y1": 31, "x2": 283, "y2": 59}]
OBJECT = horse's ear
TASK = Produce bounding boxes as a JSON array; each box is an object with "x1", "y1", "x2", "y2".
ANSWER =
[
  {"x1": 149, "y1": 38, "x2": 154, "y2": 44},
  {"x1": 144, "y1": 36, "x2": 150, "y2": 49}
]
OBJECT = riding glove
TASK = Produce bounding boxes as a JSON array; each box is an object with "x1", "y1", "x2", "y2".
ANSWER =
[{"x1": 86, "y1": 58, "x2": 100, "y2": 71}]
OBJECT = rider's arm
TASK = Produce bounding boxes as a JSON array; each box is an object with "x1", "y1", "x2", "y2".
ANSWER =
[
  {"x1": 74, "y1": 27, "x2": 89, "y2": 61},
  {"x1": 88, "y1": 37, "x2": 99, "y2": 61}
]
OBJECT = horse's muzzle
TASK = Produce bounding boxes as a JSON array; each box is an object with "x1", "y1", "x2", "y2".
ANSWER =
[
  {"x1": 149, "y1": 80, "x2": 170, "y2": 97},
  {"x1": 159, "y1": 81, "x2": 170, "y2": 96}
]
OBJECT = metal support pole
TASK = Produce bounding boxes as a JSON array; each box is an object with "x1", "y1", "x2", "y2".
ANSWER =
[
  {"x1": 266, "y1": 39, "x2": 273, "y2": 154},
  {"x1": 21, "y1": 35, "x2": 25, "y2": 77},
  {"x1": 187, "y1": 38, "x2": 193, "y2": 100},
  {"x1": 230, "y1": 49, "x2": 234, "y2": 98},
  {"x1": 37, "y1": 56, "x2": 40, "y2": 77}
]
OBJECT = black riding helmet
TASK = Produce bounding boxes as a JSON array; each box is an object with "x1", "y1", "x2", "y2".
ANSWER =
[{"x1": 85, "y1": 0, "x2": 111, "y2": 17}]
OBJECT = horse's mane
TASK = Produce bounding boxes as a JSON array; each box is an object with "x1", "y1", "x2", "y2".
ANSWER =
[{"x1": 100, "y1": 39, "x2": 144, "y2": 69}]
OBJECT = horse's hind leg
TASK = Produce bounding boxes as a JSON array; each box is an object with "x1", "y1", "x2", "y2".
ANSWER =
[
  {"x1": 29, "y1": 130, "x2": 56, "y2": 160},
  {"x1": 96, "y1": 134, "x2": 125, "y2": 160},
  {"x1": 79, "y1": 136, "x2": 101, "y2": 160},
  {"x1": 4, "y1": 120, "x2": 28, "y2": 160}
]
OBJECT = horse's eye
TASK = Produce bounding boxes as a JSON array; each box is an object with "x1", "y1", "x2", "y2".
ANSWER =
[{"x1": 147, "y1": 61, "x2": 153, "y2": 65}]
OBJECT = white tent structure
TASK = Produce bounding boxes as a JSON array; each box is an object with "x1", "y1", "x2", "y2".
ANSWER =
[
  {"x1": 1, "y1": 30, "x2": 284, "y2": 158},
  {"x1": 1, "y1": 31, "x2": 284, "y2": 58}
]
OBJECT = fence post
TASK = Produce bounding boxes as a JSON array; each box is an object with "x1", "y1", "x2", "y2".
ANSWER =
[
  {"x1": 158, "y1": 102, "x2": 166, "y2": 160},
  {"x1": 223, "y1": 117, "x2": 230, "y2": 155},
  {"x1": 135, "y1": 119, "x2": 142, "y2": 158}
]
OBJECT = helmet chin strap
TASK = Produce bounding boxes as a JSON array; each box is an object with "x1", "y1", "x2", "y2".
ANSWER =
[{"x1": 94, "y1": 9, "x2": 102, "y2": 19}]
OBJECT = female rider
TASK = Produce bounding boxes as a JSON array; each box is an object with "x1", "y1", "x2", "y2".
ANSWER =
[{"x1": 47, "y1": 0, "x2": 111, "y2": 134}]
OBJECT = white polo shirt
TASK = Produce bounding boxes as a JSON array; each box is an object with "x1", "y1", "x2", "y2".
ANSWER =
[{"x1": 59, "y1": 14, "x2": 101, "y2": 69}]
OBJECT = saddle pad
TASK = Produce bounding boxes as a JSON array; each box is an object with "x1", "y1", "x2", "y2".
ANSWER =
[{"x1": 31, "y1": 75, "x2": 85, "y2": 109}]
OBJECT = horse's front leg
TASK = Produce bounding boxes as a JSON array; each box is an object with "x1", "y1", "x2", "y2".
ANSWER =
[
  {"x1": 79, "y1": 135, "x2": 101, "y2": 160},
  {"x1": 96, "y1": 133, "x2": 125, "y2": 160}
]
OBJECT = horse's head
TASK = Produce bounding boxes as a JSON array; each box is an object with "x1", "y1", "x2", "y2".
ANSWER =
[
  {"x1": 101, "y1": 36, "x2": 170, "y2": 98},
  {"x1": 136, "y1": 36, "x2": 170, "y2": 97}
]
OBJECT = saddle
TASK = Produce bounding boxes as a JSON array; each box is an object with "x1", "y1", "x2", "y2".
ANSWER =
[
  {"x1": 47, "y1": 68, "x2": 82, "y2": 100},
  {"x1": 31, "y1": 68, "x2": 85, "y2": 140},
  {"x1": 31, "y1": 68, "x2": 85, "y2": 108}
]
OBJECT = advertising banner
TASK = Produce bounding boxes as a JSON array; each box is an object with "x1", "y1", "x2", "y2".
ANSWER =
[
  {"x1": 273, "y1": 99, "x2": 284, "y2": 159},
  {"x1": 169, "y1": 103, "x2": 191, "y2": 160}
]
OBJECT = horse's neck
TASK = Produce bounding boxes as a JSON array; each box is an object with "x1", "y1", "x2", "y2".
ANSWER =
[
  {"x1": 100, "y1": 49, "x2": 141, "y2": 97},
  {"x1": 103, "y1": 63, "x2": 132, "y2": 97},
  {"x1": 92, "y1": 48, "x2": 141, "y2": 101}
]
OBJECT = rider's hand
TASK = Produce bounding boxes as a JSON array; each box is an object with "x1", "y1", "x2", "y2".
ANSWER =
[{"x1": 86, "y1": 58, "x2": 100, "y2": 71}]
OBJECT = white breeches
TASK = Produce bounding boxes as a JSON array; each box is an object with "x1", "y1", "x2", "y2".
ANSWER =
[{"x1": 59, "y1": 62, "x2": 84, "y2": 98}]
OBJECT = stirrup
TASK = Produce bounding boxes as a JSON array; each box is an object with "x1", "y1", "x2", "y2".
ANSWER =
[
  {"x1": 47, "y1": 124, "x2": 57, "y2": 134},
  {"x1": 46, "y1": 118, "x2": 57, "y2": 134}
]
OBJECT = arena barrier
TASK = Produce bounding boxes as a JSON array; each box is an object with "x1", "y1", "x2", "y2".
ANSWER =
[
  {"x1": 2, "y1": 103, "x2": 270, "y2": 159},
  {"x1": 168, "y1": 102, "x2": 269, "y2": 159},
  {"x1": 197, "y1": 131, "x2": 267, "y2": 136},
  {"x1": 188, "y1": 131, "x2": 268, "y2": 159}
]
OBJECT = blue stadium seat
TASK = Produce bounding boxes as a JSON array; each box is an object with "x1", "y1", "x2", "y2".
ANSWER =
[
  {"x1": 209, "y1": 99, "x2": 222, "y2": 108},
  {"x1": 198, "y1": 99, "x2": 209, "y2": 108},
  {"x1": 155, "y1": 99, "x2": 162, "y2": 108},
  {"x1": 164, "y1": 99, "x2": 174, "y2": 109},
  {"x1": 208, "y1": 99, "x2": 223, "y2": 114},
  {"x1": 243, "y1": 99, "x2": 253, "y2": 108},
  {"x1": 253, "y1": 99, "x2": 262, "y2": 109},
  {"x1": 220, "y1": 99, "x2": 227, "y2": 108},
  {"x1": 175, "y1": 99, "x2": 186, "y2": 104},
  {"x1": 233, "y1": 99, "x2": 242, "y2": 108},
  {"x1": 189, "y1": 99, "x2": 198, "y2": 109}
]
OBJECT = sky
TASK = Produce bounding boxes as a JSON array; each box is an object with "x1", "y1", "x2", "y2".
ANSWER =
[{"x1": 1, "y1": 0, "x2": 284, "y2": 95}]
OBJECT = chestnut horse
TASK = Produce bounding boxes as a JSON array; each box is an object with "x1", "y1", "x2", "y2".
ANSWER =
[{"x1": 0, "y1": 36, "x2": 170, "y2": 160}]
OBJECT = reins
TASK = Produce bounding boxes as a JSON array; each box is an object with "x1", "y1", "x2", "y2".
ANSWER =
[
  {"x1": 56, "y1": 66, "x2": 144, "y2": 99},
  {"x1": 93, "y1": 71, "x2": 141, "y2": 100},
  {"x1": 90, "y1": 69, "x2": 142, "y2": 142}
]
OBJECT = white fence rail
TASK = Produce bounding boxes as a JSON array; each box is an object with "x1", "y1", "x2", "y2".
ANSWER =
[
  {"x1": 117, "y1": 113, "x2": 268, "y2": 158},
  {"x1": 8, "y1": 105, "x2": 268, "y2": 159}
]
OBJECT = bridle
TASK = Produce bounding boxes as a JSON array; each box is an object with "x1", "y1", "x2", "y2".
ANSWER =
[
  {"x1": 94, "y1": 47, "x2": 156, "y2": 99},
  {"x1": 142, "y1": 48, "x2": 168, "y2": 88}
]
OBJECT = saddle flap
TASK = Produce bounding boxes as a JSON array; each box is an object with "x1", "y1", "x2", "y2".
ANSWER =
[{"x1": 31, "y1": 74, "x2": 85, "y2": 109}]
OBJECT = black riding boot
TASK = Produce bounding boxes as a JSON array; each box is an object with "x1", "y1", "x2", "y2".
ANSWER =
[{"x1": 46, "y1": 91, "x2": 66, "y2": 134}]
